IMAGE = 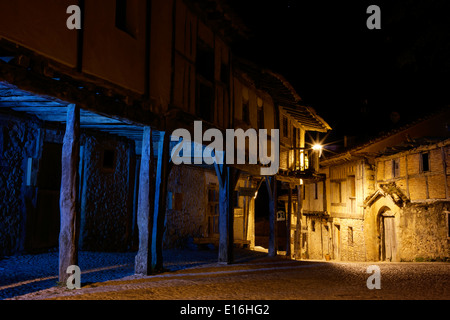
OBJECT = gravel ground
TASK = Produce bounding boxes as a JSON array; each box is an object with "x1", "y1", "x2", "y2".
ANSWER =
[
  {"x1": 2, "y1": 248, "x2": 449, "y2": 301},
  {"x1": 0, "y1": 247, "x2": 265, "y2": 300}
]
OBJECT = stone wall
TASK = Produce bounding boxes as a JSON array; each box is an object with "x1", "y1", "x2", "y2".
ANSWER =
[
  {"x1": 376, "y1": 142, "x2": 449, "y2": 202},
  {"x1": 0, "y1": 115, "x2": 39, "y2": 256},
  {"x1": 332, "y1": 218, "x2": 366, "y2": 261},
  {"x1": 79, "y1": 135, "x2": 135, "y2": 252},
  {"x1": 398, "y1": 201, "x2": 449, "y2": 261},
  {"x1": 164, "y1": 165, "x2": 215, "y2": 248},
  {"x1": 305, "y1": 216, "x2": 366, "y2": 261},
  {"x1": 304, "y1": 216, "x2": 328, "y2": 260}
]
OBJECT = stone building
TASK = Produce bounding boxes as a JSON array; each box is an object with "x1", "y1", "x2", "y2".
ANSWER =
[
  {"x1": 0, "y1": 0, "x2": 331, "y2": 281},
  {"x1": 302, "y1": 108, "x2": 450, "y2": 262}
]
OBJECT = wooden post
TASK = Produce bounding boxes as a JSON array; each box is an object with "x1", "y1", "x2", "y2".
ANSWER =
[
  {"x1": 265, "y1": 176, "x2": 277, "y2": 257},
  {"x1": 243, "y1": 178, "x2": 251, "y2": 243},
  {"x1": 59, "y1": 104, "x2": 80, "y2": 283},
  {"x1": 286, "y1": 186, "x2": 292, "y2": 257},
  {"x1": 135, "y1": 127, "x2": 154, "y2": 275},
  {"x1": 151, "y1": 131, "x2": 170, "y2": 271},
  {"x1": 298, "y1": 184, "x2": 303, "y2": 259},
  {"x1": 215, "y1": 163, "x2": 238, "y2": 264}
]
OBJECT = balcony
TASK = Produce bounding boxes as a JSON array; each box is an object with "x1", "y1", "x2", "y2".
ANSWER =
[{"x1": 278, "y1": 147, "x2": 322, "y2": 181}]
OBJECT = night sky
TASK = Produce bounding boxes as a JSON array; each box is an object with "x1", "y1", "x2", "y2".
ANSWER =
[{"x1": 228, "y1": 0, "x2": 450, "y2": 145}]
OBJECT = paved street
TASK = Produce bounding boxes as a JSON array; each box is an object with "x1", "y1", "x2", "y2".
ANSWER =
[{"x1": 4, "y1": 248, "x2": 449, "y2": 301}]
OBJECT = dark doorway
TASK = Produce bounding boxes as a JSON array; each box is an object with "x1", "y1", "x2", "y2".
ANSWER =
[
  {"x1": 29, "y1": 142, "x2": 62, "y2": 252},
  {"x1": 276, "y1": 198, "x2": 287, "y2": 252},
  {"x1": 254, "y1": 180, "x2": 270, "y2": 248}
]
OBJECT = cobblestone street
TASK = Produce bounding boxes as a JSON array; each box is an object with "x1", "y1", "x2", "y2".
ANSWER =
[{"x1": 2, "y1": 248, "x2": 449, "y2": 301}]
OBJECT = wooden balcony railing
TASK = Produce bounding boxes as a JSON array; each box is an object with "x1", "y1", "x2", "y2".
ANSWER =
[{"x1": 282, "y1": 147, "x2": 320, "y2": 173}]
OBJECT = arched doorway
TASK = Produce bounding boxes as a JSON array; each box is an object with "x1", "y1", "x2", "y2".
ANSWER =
[{"x1": 378, "y1": 207, "x2": 397, "y2": 262}]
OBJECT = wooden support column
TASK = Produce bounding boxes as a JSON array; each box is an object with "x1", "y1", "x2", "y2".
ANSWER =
[
  {"x1": 293, "y1": 185, "x2": 301, "y2": 259},
  {"x1": 59, "y1": 104, "x2": 80, "y2": 283},
  {"x1": 297, "y1": 184, "x2": 303, "y2": 259},
  {"x1": 286, "y1": 186, "x2": 292, "y2": 257},
  {"x1": 265, "y1": 176, "x2": 277, "y2": 257},
  {"x1": 151, "y1": 131, "x2": 171, "y2": 272},
  {"x1": 135, "y1": 127, "x2": 154, "y2": 275},
  {"x1": 215, "y1": 163, "x2": 238, "y2": 264}
]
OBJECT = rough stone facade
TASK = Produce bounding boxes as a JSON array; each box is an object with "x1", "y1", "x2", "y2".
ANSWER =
[
  {"x1": 0, "y1": 115, "x2": 39, "y2": 256},
  {"x1": 398, "y1": 201, "x2": 449, "y2": 261},
  {"x1": 0, "y1": 112, "x2": 138, "y2": 256},
  {"x1": 79, "y1": 135, "x2": 136, "y2": 252},
  {"x1": 164, "y1": 165, "x2": 217, "y2": 248},
  {"x1": 303, "y1": 137, "x2": 450, "y2": 262}
]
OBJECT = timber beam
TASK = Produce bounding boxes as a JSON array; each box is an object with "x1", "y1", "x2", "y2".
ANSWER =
[{"x1": 58, "y1": 104, "x2": 81, "y2": 283}]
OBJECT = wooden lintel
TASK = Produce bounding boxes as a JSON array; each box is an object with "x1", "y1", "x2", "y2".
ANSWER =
[{"x1": 0, "y1": 60, "x2": 162, "y2": 130}]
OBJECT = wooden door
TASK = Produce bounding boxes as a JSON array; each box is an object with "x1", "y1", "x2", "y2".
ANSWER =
[
  {"x1": 383, "y1": 216, "x2": 397, "y2": 261},
  {"x1": 31, "y1": 142, "x2": 62, "y2": 251},
  {"x1": 207, "y1": 185, "x2": 220, "y2": 238}
]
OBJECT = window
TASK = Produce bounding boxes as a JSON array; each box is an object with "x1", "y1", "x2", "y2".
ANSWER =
[
  {"x1": 447, "y1": 212, "x2": 450, "y2": 238},
  {"x1": 173, "y1": 193, "x2": 183, "y2": 211},
  {"x1": 392, "y1": 158, "x2": 400, "y2": 177},
  {"x1": 314, "y1": 182, "x2": 318, "y2": 200},
  {"x1": 102, "y1": 149, "x2": 115, "y2": 170},
  {"x1": 332, "y1": 181, "x2": 342, "y2": 204},
  {"x1": 348, "y1": 227, "x2": 354, "y2": 245},
  {"x1": 421, "y1": 152, "x2": 430, "y2": 172},
  {"x1": 312, "y1": 220, "x2": 316, "y2": 232},
  {"x1": 115, "y1": 0, "x2": 127, "y2": 30},
  {"x1": 349, "y1": 176, "x2": 356, "y2": 198},
  {"x1": 349, "y1": 176, "x2": 356, "y2": 213},
  {"x1": 115, "y1": 0, "x2": 136, "y2": 36},
  {"x1": 196, "y1": 41, "x2": 214, "y2": 82},
  {"x1": 196, "y1": 82, "x2": 214, "y2": 122}
]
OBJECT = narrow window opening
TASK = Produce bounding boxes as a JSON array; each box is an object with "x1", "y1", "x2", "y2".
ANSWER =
[
  {"x1": 447, "y1": 213, "x2": 450, "y2": 238},
  {"x1": 314, "y1": 182, "x2": 318, "y2": 200},
  {"x1": 115, "y1": 0, "x2": 137, "y2": 37},
  {"x1": 348, "y1": 226, "x2": 354, "y2": 245},
  {"x1": 421, "y1": 152, "x2": 430, "y2": 172},
  {"x1": 102, "y1": 149, "x2": 115, "y2": 170},
  {"x1": 116, "y1": 0, "x2": 127, "y2": 31},
  {"x1": 393, "y1": 158, "x2": 400, "y2": 177}
]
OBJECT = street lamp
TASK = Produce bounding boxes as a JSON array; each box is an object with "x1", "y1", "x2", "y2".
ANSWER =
[{"x1": 312, "y1": 144, "x2": 323, "y2": 152}]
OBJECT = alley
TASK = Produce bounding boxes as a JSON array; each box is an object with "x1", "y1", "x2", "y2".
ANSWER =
[{"x1": 5, "y1": 249, "x2": 449, "y2": 301}]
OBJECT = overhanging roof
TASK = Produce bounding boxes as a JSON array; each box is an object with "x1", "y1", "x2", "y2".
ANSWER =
[
  {"x1": 234, "y1": 58, "x2": 331, "y2": 133},
  {"x1": 0, "y1": 81, "x2": 145, "y2": 144}
]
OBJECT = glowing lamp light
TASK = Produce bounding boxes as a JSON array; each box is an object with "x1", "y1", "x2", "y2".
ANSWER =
[{"x1": 312, "y1": 144, "x2": 323, "y2": 152}]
